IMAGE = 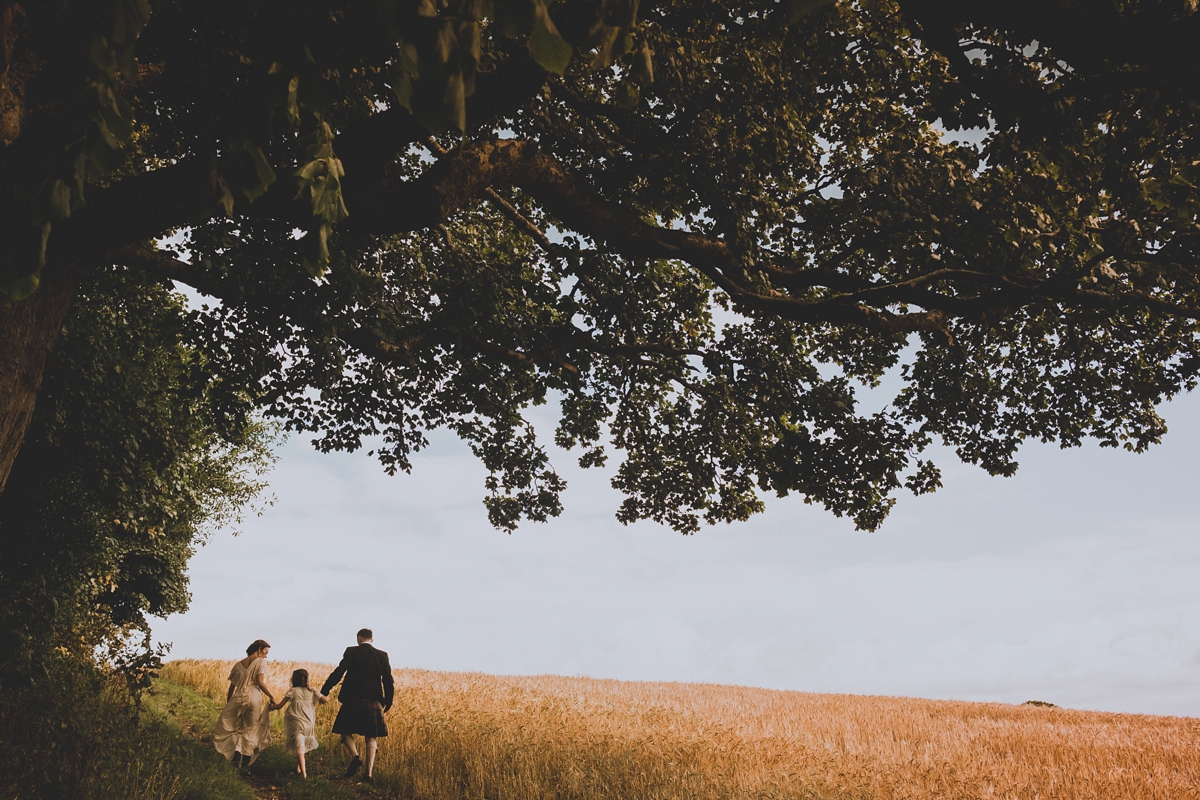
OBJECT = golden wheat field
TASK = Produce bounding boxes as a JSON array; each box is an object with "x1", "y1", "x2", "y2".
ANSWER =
[{"x1": 161, "y1": 659, "x2": 1200, "y2": 800}]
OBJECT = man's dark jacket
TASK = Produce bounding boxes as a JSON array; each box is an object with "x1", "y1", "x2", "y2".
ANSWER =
[{"x1": 320, "y1": 642, "x2": 395, "y2": 710}]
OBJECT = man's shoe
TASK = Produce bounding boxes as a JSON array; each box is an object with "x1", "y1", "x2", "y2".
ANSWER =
[{"x1": 344, "y1": 756, "x2": 363, "y2": 778}]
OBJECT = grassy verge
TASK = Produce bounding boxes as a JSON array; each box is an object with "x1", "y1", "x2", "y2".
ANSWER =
[
  {"x1": 0, "y1": 657, "x2": 253, "y2": 800},
  {"x1": 146, "y1": 677, "x2": 377, "y2": 799}
]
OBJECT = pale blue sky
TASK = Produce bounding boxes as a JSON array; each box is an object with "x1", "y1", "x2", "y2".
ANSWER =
[{"x1": 153, "y1": 381, "x2": 1200, "y2": 717}]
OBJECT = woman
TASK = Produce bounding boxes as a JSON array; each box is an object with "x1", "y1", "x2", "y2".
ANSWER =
[{"x1": 213, "y1": 639, "x2": 277, "y2": 767}]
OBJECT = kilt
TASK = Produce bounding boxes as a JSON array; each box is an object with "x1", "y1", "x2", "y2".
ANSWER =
[{"x1": 331, "y1": 699, "x2": 389, "y2": 737}]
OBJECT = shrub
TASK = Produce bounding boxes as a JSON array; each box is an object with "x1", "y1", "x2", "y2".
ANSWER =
[{"x1": 0, "y1": 653, "x2": 252, "y2": 800}]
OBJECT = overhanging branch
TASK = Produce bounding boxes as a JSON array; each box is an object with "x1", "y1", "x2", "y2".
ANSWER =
[
  {"x1": 110, "y1": 245, "x2": 428, "y2": 368},
  {"x1": 99, "y1": 132, "x2": 1200, "y2": 352}
]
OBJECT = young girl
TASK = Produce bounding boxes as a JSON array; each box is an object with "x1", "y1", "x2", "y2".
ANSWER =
[{"x1": 269, "y1": 669, "x2": 328, "y2": 778}]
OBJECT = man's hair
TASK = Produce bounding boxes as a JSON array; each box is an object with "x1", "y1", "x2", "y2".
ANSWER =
[
  {"x1": 246, "y1": 639, "x2": 271, "y2": 656},
  {"x1": 356, "y1": 628, "x2": 373, "y2": 640},
  {"x1": 291, "y1": 668, "x2": 309, "y2": 688}
]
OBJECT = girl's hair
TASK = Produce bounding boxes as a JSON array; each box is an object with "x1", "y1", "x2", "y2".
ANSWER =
[
  {"x1": 245, "y1": 639, "x2": 271, "y2": 656},
  {"x1": 291, "y1": 669, "x2": 309, "y2": 688}
]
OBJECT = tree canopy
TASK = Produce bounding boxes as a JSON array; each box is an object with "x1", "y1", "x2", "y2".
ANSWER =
[
  {"x1": 1, "y1": 0, "x2": 1198, "y2": 534},
  {"x1": 0, "y1": 266, "x2": 273, "y2": 688}
]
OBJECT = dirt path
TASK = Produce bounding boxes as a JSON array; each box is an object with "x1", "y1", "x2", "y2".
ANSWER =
[
  {"x1": 177, "y1": 715, "x2": 375, "y2": 799},
  {"x1": 239, "y1": 769, "x2": 289, "y2": 800},
  {"x1": 165, "y1": 714, "x2": 284, "y2": 799}
]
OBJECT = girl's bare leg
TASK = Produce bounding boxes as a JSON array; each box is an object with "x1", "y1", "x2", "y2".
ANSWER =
[{"x1": 298, "y1": 750, "x2": 307, "y2": 779}]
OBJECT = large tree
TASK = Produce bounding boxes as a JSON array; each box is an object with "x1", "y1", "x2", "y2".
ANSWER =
[
  {"x1": 1, "y1": 0, "x2": 1198, "y2": 533},
  {"x1": 0, "y1": 265, "x2": 272, "y2": 688}
]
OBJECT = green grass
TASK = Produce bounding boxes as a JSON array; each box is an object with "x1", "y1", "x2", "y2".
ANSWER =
[
  {"x1": 0, "y1": 657, "x2": 254, "y2": 800},
  {"x1": 147, "y1": 677, "x2": 367, "y2": 799},
  {"x1": 1, "y1": 662, "x2": 647, "y2": 800},
  {"x1": 286, "y1": 775, "x2": 357, "y2": 800},
  {"x1": 145, "y1": 726, "x2": 256, "y2": 800},
  {"x1": 0, "y1": 658, "x2": 384, "y2": 800}
]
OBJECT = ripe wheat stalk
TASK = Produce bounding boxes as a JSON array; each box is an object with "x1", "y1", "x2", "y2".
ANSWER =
[{"x1": 162, "y1": 659, "x2": 1200, "y2": 800}]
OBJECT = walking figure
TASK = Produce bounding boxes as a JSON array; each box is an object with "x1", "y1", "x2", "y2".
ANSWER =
[
  {"x1": 321, "y1": 628, "x2": 394, "y2": 783},
  {"x1": 270, "y1": 668, "x2": 329, "y2": 778}
]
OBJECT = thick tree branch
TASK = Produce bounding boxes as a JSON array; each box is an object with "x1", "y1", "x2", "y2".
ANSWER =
[
  {"x1": 355, "y1": 139, "x2": 1200, "y2": 341},
  {"x1": 111, "y1": 245, "x2": 427, "y2": 367},
  {"x1": 92, "y1": 131, "x2": 1200, "y2": 352},
  {"x1": 900, "y1": 0, "x2": 1200, "y2": 78},
  {"x1": 53, "y1": 36, "x2": 560, "y2": 262},
  {"x1": 425, "y1": 136, "x2": 557, "y2": 251},
  {"x1": 51, "y1": 0, "x2": 634, "y2": 263},
  {"x1": 112, "y1": 245, "x2": 586, "y2": 375},
  {"x1": 345, "y1": 139, "x2": 962, "y2": 341}
]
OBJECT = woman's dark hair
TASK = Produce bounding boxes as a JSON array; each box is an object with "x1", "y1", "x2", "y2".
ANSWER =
[
  {"x1": 291, "y1": 669, "x2": 309, "y2": 688},
  {"x1": 246, "y1": 639, "x2": 271, "y2": 656}
]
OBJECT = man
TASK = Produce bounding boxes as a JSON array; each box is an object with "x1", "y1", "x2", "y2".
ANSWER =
[{"x1": 321, "y1": 628, "x2": 394, "y2": 782}]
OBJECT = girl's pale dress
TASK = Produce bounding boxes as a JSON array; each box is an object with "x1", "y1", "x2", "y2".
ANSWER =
[
  {"x1": 212, "y1": 657, "x2": 271, "y2": 763},
  {"x1": 283, "y1": 686, "x2": 321, "y2": 755}
]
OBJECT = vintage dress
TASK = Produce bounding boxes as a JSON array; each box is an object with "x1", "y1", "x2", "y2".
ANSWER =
[
  {"x1": 283, "y1": 686, "x2": 322, "y2": 755},
  {"x1": 212, "y1": 657, "x2": 272, "y2": 763}
]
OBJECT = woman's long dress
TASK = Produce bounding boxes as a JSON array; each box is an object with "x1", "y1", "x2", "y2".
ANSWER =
[{"x1": 212, "y1": 657, "x2": 272, "y2": 763}]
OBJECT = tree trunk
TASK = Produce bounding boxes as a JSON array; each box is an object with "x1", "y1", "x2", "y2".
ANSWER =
[{"x1": 0, "y1": 259, "x2": 83, "y2": 495}]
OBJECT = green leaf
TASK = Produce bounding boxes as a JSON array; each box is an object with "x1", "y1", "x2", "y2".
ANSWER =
[
  {"x1": 614, "y1": 78, "x2": 639, "y2": 109},
  {"x1": 96, "y1": 85, "x2": 135, "y2": 145},
  {"x1": 69, "y1": 152, "x2": 87, "y2": 207},
  {"x1": 225, "y1": 141, "x2": 277, "y2": 203},
  {"x1": 0, "y1": 223, "x2": 50, "y2": 300},
  {"x1": 300, "y1": 222, "x2": 332, "y2": 276},
  {"x1": 530, "y1": 1, "x2": 572, "y2": 75},
  {"x1": 389, "y1": 64, "x2": 413, "y2": 111},
  {"x1": 459, "y1": 20, "x2": 482, "y2": 73},
  {"x1": 46, "y1": 179, "x2": 72, "y2": 220},
  {"x1": 399, "y1": 41, "x2": 420, "y2": 79},
  {"x1": 493, "y1": 0, "x2": 535, "y2": 38},
  {"x1": 468, "y1": 0, "x2": 493, "y2": 21},
  {"x1": 787, "y1": 0, "x2": 835, "y2": 22},
  {"x1": 317, "y1": 163, "x2": 349, "y2": 223},
  {"x1": 295, "y1": 123, "x2": 349, "y2": 225},
  {"x1": 435, "y1": 19, "x2": 457, "y2": 66},
  {"x1": 296, "y1": 74, "x2": 336, "y2": 115},
  {"x1": 600, "y1": 0, "x2": 639, "y2": 28},
  {"x1": 285, "y1": 76, "x2": 300, "y2": 125},
  {"x1": 213, "y1": 173, "x2": 234, "y2": 218},
  {"x1": 589, "y1": 26, "x2": 634, "y2": 69},
  {"x1": 631, "y1": 40, "x2": 653, "y2": 86},
  {"x1": 0, "y1": 270, "x2": 40, "y2": 301},
  {"x1": 84, "y1": 134, "x2": 127, "y2": 177},
  {"x1": 109, "y1": 0, "x2": 153, "y2": 79},
  {"x1": 443, "y1": 70, "x2": 466, "y2": 133}
]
